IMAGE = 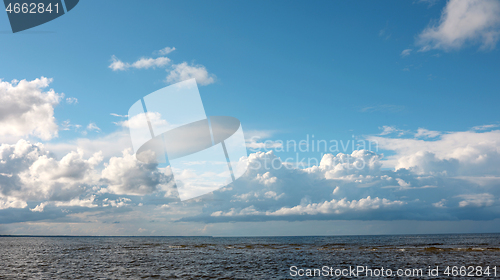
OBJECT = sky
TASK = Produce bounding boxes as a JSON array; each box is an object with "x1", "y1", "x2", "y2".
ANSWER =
[{"x1": 0, "y1": 0, "x2": 500, "y2": 236}]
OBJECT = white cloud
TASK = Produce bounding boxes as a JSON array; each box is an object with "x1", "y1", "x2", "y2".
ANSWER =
[
  {"x1": 29, "y1": 202, "x2": 47, "y2": 212},
  {"x1": 396, "y1": 178, "x2": 411, "y2": 188},
  {"x1": 457, "y1": 193, "x2": 495, "y2": 207},
  {"x1": 1, "y1": 80, "x2": 500, "y2": 228},
  {"x1": 415, "y1": 128, "x2": 441, "y2": 138},
  {"x1": 181, "y1": 150, "x2": 407, "y2": 222},
  {"x1": 61, "y1": 120, "x2": 81, "y2": 131},
  {"x1": 86, "y1": 122, "x2": 101, "y2": 133},
  {"x1": 178, "y1": 125, "x2": 500, "y2": 223},
  {"x1": 380, "y1": 126, "x2": 397, "y2": 135},
  {"x1": 102, "y1": 197, "x2": 132, "y2": 208},
  {"x1": 166, "y1": 62, "x2": 216, "y2": 86},
  {"x1": 379, "y1": 126, "x2": 407, "y2": 136},
  {"x1": 19, "y1": 150, "x2": 103, "y2": 201},
  {"x1": 472, "y1": 124, "x2": 500, "y2": 130},
  {"x1": 433, "y1": 199, "x2": 447, "y2": 208},
  {"x1": 268, "y1": 196, "x2": 405, "y2": 216},
  {"x1": 0, "y1": 77, "x2": 62, "y2": 140},
  {"x1": 0, "y1": 139, "x2": 103, "y2": 205},
  {"x1": 312, "y1": 150, "x2": 383, "y2": 179},
  {"x1": 401, "y1": 49, "x2": 412, "y2": 57},
  {"x1": 110, "y1": 113, "x2": 128, "y2": 118},
  {"x1": 109, "y1": 55, "x2": 128, "y2": 71},
  {"x1": 332, "y1": 186, "x2": 340, "y2": 194},
  {"x1": 211, "y1": 206, "x2": 260, "y2": 217},
  {"x1": 1, "y1": 126, "x2": 500, "y2": 225},
  {"x1": 49, "y1": 197, "x2": 97, "y2": 211},
  {"x1": 66, "y1": 97, "x2": 78, "y2": 104},
  {"x1": 256, "y1": 172, "x2": 277, "y2": 186},
  {"x1": 211, "y1": 196, "x2": 404, "y2": 217},
  {"x1": 264, "y1": 191, "x2": 284, "y2": 200},
  {"x1": 0, "y1": 194, "x2": 27, "y2": 210},
  {"x1": 417, "y1": 0, "x2": 500, "y2": 51},
  {"x1": 116, "y1": 112, "x2": 170, "y2": 132},
  {"x1": 0, "y1": 138, "x2": 175, "y2": 212},
  {"x1": 156, "y1": 47, "x2": 176, "y2": 55},
  {"x1": 100, "y1": 149, "x2": 173, "y2": 196},
  {"x1": 109, "y1": 55, "x2": 171, "y2": 71},
  {"x1": 370, "y1": 128, "x2": 500, "y2": 175},
  {"x1": 131, "y1": 57, "x2": 171, "y2": 69},
  {"x1": 109, "y1": 48, "x2": 216, "y2": 86},
  {"x1": 30, "y1": 196, "x2": 99, "y2": 212},
  {"x1": 45, "y1": 130, "x2": 133, "y2": 161}
]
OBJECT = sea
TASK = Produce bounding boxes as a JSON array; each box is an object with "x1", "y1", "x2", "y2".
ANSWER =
[{"x1": 0, "y1": 234, "x2": 499, "y2": 279}]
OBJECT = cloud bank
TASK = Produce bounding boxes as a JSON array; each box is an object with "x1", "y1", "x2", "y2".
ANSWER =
[
  {"x1": 0, "y1": 78, "x2": 499, "y2": 230},
  {"x1": 1, "y1": 122, "x2": 500, "y2": 225}
]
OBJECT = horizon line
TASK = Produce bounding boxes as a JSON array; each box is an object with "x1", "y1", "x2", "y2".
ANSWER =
[{"x1": 1, "y1": 232, "x2": 499, "y2": 238}]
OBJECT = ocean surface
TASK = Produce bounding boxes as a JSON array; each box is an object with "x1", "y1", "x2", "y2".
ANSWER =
[{"x1": 0, "y1": 234, "x2": 499, "y2": 279}]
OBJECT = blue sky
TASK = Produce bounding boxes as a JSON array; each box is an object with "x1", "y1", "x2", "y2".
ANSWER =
[{"x1": 1, "y1": 0, "x2": 500, "y2": 236}]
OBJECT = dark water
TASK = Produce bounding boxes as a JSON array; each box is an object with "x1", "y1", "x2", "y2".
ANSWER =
[{"x1": 0, "y1": 234, "x2": 499, "y2": 279}]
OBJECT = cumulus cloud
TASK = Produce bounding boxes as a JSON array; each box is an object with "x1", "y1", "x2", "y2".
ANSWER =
[
  {"x1": 417, "y1": 0, "x2": 500, "y2": 51},
  {"x1": 370, "y1": 129, "x2": 500, "y2": 176},
  {"x1": 0, "y1": 77, "x2": 62, "y2": 140},
  {"x1": 18, "y1": 149, "x2": 103, "y2": 202},
  {"x1": 166, "y1": 62, "x2": 216, "y2": 86},
  {"x1": 100, "y1": 149, "x2": 173, "y2": 196},
  {"x1": 0, "y1": 138, "x2": 175, "y2": 215},
  {"x1": 0, "y1": 139, "x2": 102, "y2": 209},
  {"x1": 0, "y1": 194, "x2": 27, "y2": 210}
]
